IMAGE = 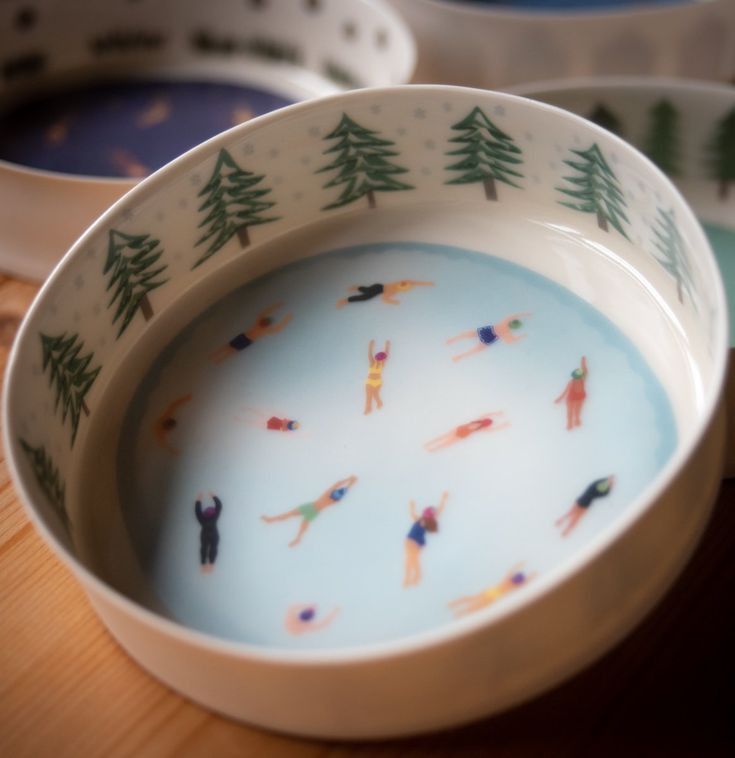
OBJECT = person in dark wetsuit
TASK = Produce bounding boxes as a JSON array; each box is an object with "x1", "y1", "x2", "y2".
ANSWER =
[
  {"x1": 209, "y1": 302, "x2": 292, "y2": 364},
  {"x1": 195, "y1": 493, "x2": 222, "y2": 572},
  {"x1": 403, "y1": 492, "x2": 448, "y2": 587},
  {"x1": 336, "y1": 279, "x2": 434, "y2": 308},
  {"x1": 555, "y1": 476, "x2": 615, "y2": 537}
]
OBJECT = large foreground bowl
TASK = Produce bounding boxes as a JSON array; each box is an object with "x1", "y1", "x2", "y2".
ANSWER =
[
  {"x1": 0, "y1": 0, "x2": 415, "y2": 281},
  {"x1": 3, "y1": 85, "x2": 728, "y2": 738}
]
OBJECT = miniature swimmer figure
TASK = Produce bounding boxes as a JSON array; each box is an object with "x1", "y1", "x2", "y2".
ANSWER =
[
  {"x1": 336, "y1": 279, "x2": 434, "y2": 308},
  {"x1": 195, "y1": 492, "x2": 222, "y2": 573},
  {"x1": 555, "y1": 357, "x2": 589, "y2": 430},
  {"x1": 555, "y1": 475, "x2": 616, "y2": 537},
  {"x1": 364, "y1": 339, "x2": 391, "y2": 415},
  {"x1": 261, "y1": 475, "x2": 358, "y2": 548},
  {"x1": 404, "y1": 492, "x2": 448, "y2": 588},
  {"x1": 424, "y1": 412, "x2": 509, "y2": 452},
  {"x1": 154, "y1": 393, "x2": 193, "y2": 454},
  {"x1": 210, "y1": 303, "x2": 293, "y2": 364},
  {"x1": 285, "y1": 604, "x2": 340, "y2": 635},
  {"x1": 449, "y1": 564, "x2": 536, "y2": 618},
  {"x1": 446, "y1": 312, "x2": 530, "y2": 362},
  {"x1": 237, "y1": 406, "x2": 300, "y2": 432}
]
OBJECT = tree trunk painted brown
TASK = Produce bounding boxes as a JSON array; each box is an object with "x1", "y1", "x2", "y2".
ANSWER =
[
  {"x1": 237, "y1": 225, "x2": 250, "y2": 247},
  {"x1": 597, "y1": 210, "x2": 608, "y2": 232},
  {"x1": 719, "y1": 180, "x2": 730, "y2": 201},
  {"x1": 82, "y1": 399, "x2": 90, "y2": 416},
  {"x1": 483, "y1": 176, "x2": 498, "y2": 201},
  {"x1": 367, "y1": 190, "x2": 376, "y2": 209},
  {"x1": 140, "y1": 294, "x2": 153, "y2": 322}
]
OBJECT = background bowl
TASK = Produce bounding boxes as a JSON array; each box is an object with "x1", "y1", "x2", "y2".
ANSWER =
[
  {"x1": 0, "y1": 0, "x2": 415, "y2": 281},
  {"x1": 389, "y1": 0, "x2": 735, "y2": 88},
  {"x1": 508, "y1": 77, "x2": 735, "y2": 474},
  {"x1": 3, "y1": 84, "x2": 728, "y2": 738}
]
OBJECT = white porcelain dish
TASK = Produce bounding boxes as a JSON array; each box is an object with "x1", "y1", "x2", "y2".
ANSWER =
[
  {"x1": 390, "y1": 0, "x2": 735, "y2": 89},
  {"x1": 0, "y1": 0, "x2": 415, "y2": 281},
  {"x1": 3, "y1": 84, "x2": 728, "y2": 738}
]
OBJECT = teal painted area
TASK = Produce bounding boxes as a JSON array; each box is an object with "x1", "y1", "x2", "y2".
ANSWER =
[
  {"x1": 115, "y1": 241, "x2": 676, "y2": 649},
  {"x1": 703, "y1": 222, "x2": 735, "y2": 346}
]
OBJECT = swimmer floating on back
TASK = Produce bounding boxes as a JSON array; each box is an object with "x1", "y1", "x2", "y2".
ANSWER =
[
  {"x1": 364, "y1": 339, "x2": 391, "y2": 415},
  {"x1": 285, "y1": 604, "x2": 340, "y2": 635},
  {"x1": 237, "y1": 406, "x2": 300, "y2": 432},
  {"x1": 554, "y1": 356, "x2": 589, "y2": 430},
  {"x1": 210, "y1": 302, "x2": 293, "y2": 364},
  {"x1": 404, "y1": 492, "x2": 448, "y2": 588},
  {"x1": 336, "y1": 279, "x2": 434, "y2": 308},
  {"x1": 154, "y1": 393, "x2": 192, "y2": 454},
  {"x1": 424, "y1": 412, "x2": 509, "y2": 452},
  {"x1": 446, "y1": 312, "x2": 530, "y2": 362},
  {"x1": 555, "y1": 475, "x2": 615, "y2": 537},
  {"x1": 449, "y1": 563, "x2": 536, "y2": 618},
  {"x1": 261, "y1": 475, "x2": 358, "y2": 548}
]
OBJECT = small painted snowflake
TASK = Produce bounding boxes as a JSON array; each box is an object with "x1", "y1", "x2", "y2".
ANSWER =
[
  {"x1": 420, "y1": 167, "x2": 432, "y2": 176},
  {"x1": 424, "y1": 139, "x2": 436, "y2": 150},
  {"x1": 549, "y1": 161, "x2": 557, "y2": 170},
  {"x1": 121, "y1": 208, "x2": 134, "y2": 221},
  {"x1": 493, "y1": 105, "x2": 506, "y2": 117},
  {"x1": 189, "y1": 174, "x2": 202, "y2": 186},
  {"x1": 269, "y1": 147, "x2": 280, "y2": 158},
  {"x1": 308, "y1": 126, "x2": 321, "y2": 138},
  {"x1": 414, "y1": 107, "x2": 427, "y2": 120},
  {"x1": 300, "y1": 155, "x2": 311, "y2": 165},
  {"x1": 274, "y1": 176, "x2": 284, "y2": 185},
  {"x1": 74, "y1": 274, "x2": 85, "y2": 289},
  {"x1": 442, "y1": 102, "x2": 453, "y2": 112},
  {"x1": 292, "y1": 191, "x2": 304, "y2": 201},
  {"x1": 178, "y1": 198, "x2": 188, "y2": 209},
  {"x1": 397, "y1": 127, "x2": 407, "y2": 136},
  {"x1": 85, "y1": 248, "x2": 96, "y2": 260},
  {"x1": 370, "y1": 104, "x2": 382, "y2": 115},
  {"x1": 524, "y1": 132, "x2": 534, "y2": 142}
]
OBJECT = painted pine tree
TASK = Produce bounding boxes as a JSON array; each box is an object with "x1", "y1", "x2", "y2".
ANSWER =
[
  {"x1": 643, "y1": 100, "x2": 680, "y2": 177},
  {"x1": 557, "y1": 143, "x2": 630, "y2": 239},
  {"x1": 588, "y1": 104, "x2": 623, "y2": 137},
  {"x1": 194, "y1": 148, "x2": 279, "y2": 268},
  {"x1": 104, "y1": 229, "x2": 168, "y2": 338},
  {"x1": 19, "y1": 439, "x2": 69, "y2": 529},
  {"x1": 317, "y1": 113, "x2": 413, "y2": 210},
  {"x1": 445, "y1": 106, "x2": 523, "y2": 201},
  {"x1": 40, "y1": 332, "x2": 101, "y2": 445},
  {"x1": 708, "y1": 107, "x2": 735, "y2": 200},
  {"x1": 651, "y1": 206, "x2": 695, "y2": 306}
]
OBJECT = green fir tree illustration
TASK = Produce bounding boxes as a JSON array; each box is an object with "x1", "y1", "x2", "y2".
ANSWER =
[
  {"x1": 40, "y1": 332, "x2": 101, "y2": 446},
  {"x1": 19, "y1": 438, "x2": 69, "y2": 529},
  {"x1": 104, "y1": 229, "x2": 168, "y2": 338},
  {"x1": 651, "y1": 206, "x2": 695, "y2": 306},
  {"x1": 643, "y1": 100, "x2": 681, "y2": 177},
  {"x1": 557, "y1": 143, "x2": 630, "y2": 239},
  {"x1": 445, "y1": 106, "x2": 523, "y2": 200},
  {"x1": 317, "y1": 113, "x2": 413, "y2": 210},
  {"x1": 194, "y1": 148, "x2": 279, "y2": 268},
  {"x1": 588, "y1": 104, "x2": 623, "y2": 137},
  {"x1": 707, "y1": 107, "x2": 735, "y2": 200}
]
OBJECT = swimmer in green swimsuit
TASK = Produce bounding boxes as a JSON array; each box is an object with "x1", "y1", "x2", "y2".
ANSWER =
[{"x1": 260, "y1": 475, "x2": 358, "y2": 547}]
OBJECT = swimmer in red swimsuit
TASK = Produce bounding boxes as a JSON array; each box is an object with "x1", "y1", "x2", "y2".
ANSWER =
[
  {"x1": 447, "y1": 312, "x2": 530, "y2": 363},
  {"x1": 237, "y1": 407, "x2": 300, "y2": 432},
  {"x1": 554, "y1": 356, "x2": 588, "y2": 430},
  {"x1": 424, "y1": 412, "x2": 509, "y2": 452},
  {"x1": 209, "y1": 302, "x2": 292, "y2": 364},
  {"x1": 153, "y1": 393, "x2": 192, "y2": 454}
]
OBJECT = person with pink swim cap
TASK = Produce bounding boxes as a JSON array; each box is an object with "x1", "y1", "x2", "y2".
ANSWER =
[
  {"x1": 403, "y1": 492, "x2": 449, "y2": 587},
  {"x1": 364, "y1": 338, "x2": 391, "y2": 415}
]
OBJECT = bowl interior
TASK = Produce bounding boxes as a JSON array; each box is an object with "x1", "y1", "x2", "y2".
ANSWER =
[{"x1": 5, "y1": 87, "x2": 726, "y2": 653}]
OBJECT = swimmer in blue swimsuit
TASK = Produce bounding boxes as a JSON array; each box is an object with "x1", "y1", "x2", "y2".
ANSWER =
[
  {"x1": 555, "y1": 475, "x2": 615, "y2": 536},
  {"x1": 404, "y1": 491, "x2": 449, "y2": 587},
  {"x1": 261, "y1": 475, "x2": 358, "y2": 547},
  {"x1": 447, "y1": 312, "x2": 530, "y2": 362},
  {"x1": 210, "y1": 302, "x2": 293, "y2": 364}
]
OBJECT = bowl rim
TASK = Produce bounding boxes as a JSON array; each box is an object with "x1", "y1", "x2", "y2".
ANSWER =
[{"x1": 3, "y1": 83, "x2": 729, "y2": 666}]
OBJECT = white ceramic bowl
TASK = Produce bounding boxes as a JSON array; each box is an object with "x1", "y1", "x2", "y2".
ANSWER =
[
  {"x1": 0, "y1": 0, "x2": 415, "y2": 281},
  {"x1": 390, "y1": 0, "x2": 735, "y2": 89},
  {"x1": 3, "y1": 84, "x2": 728, "y2": 739}
]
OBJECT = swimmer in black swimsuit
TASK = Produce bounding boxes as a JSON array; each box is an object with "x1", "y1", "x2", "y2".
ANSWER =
[
  {"x1": 210, "y1": 302, "x2": 293, "y2": 364},
  {"x1": 336, "y1": 279, "x2": 433, "y2": 308},
  {"x1": 555, "y1": 475, "x2": 615, "y2": 537},
  {"x1": 195, "y1": 492, "x2": 222, "y2": 572}
]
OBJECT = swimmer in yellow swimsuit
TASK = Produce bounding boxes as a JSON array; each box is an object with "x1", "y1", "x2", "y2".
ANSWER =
[
  {"x1": 449, "y1": 563, "x2": 535, "y2": 618},
  {"x1": 364, "y1": 339, "x2": 391, "y2": 415}
]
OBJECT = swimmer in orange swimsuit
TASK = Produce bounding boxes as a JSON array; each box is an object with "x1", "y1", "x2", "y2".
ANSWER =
[
  {"x1": 449, "y1": 564, "x2": 536, "y2": 618},
  {"x1": 210, "y1": 302, "x2": 293, "y2": 364},
  {"x1": 446, "y1": 312, "x2": 530, "y2": 362},
  {"x1": 336, "y1": 279, "x2": 433, "y2": 308},
  {"x1": 284, "y1": 604, "x2": 340, "y2": 635},
  {"x1": 261, "y1": 475, "x2": 358, "y2": 548},
  {"x1": 153, "y1": 394, "x2": 192, "y2": 454},
  {"x1": 424, "y1": 412, "x2": 509, "y2": 452},
  {"x1": 364, "y1": 339, "x2": 391, "y2": 415},
  {"x1": 554, "y1": 356, "x2": 588, "y2": 430}
]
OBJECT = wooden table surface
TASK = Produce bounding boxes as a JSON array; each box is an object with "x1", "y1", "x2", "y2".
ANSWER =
[{"x1": 1, "y1": 273, "x2": 734, "y2": 758}]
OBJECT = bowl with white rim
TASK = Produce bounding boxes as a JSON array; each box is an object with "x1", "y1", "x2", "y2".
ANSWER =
[
  {"x1": 3, "y1": 83, "x2": 728, "y2": 738},
  {"x1": 0, "y1": 0, "x2": 415, "y2": 281}
]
